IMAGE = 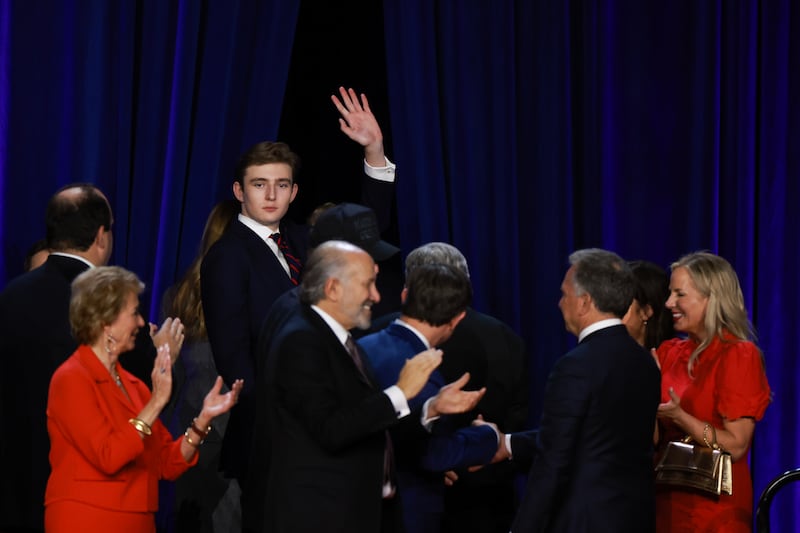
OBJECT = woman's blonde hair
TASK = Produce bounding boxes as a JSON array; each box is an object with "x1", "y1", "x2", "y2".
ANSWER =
[
  {"x1": 70, "y1": 266, "x2": 144, "y2": 345},
  {"x1": 168, "y1": 199, "x2": 239, "y2": 340},
  {"x1": 671, "y1": 251, "x2": 758, "y2": 375}
]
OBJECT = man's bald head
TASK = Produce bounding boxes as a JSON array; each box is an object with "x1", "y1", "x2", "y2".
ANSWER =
[{"x1": 46, "y1": 183, "x2": 113, "y2": 263}]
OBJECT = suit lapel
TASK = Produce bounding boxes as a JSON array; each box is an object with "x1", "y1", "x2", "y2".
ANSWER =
[
  {"x1": 233, "y1": 221, "x2": 294, "y2": 289},
  {"x1": 304, "y1": 306, "x2": 376, "y2": 388}
]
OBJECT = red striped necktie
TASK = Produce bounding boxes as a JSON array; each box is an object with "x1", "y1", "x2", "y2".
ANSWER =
[{"x1": 269, "y1": 232, "x2": 302, "y2": 285}]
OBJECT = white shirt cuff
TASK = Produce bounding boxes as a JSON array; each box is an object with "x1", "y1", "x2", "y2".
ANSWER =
[
  {"x1": 384, "y1": 385, "x2": 410, "y2": 418},
  {"x1": 420, "y1": 397, "x2": 441, "y2": 431},
  {"x1": 364, "y1": 157, "x2": 396, "y2": 182},
  {"x1": 505, "y1": 434, "x2": 513, "y2": 458}
]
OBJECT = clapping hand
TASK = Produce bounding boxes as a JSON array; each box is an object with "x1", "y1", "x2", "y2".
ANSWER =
[
  {"x1": 429, "y1": 373, "x2": 486, "y2": 418},
  {"x1": 150, "y1": 317, "x2": 185, "y2": 364},
  {"x1": 396, "y1": 348, "x2": 443, "y2": 400},
  {"x1": 200, "y1": 376, "x2": 243, "y2": 420}
]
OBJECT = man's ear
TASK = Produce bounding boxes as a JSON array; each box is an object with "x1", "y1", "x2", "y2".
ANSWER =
[
  {"x1": 577, "y1": 293, "x2": 593, "y2": 316},
  {"x1": 450, "y1": 310, "x2": 467, "y2": 329},
  {"x1": 324, "y1": 277, "x2": 341, "y2": 302},
  {"x1": 94, "y1": 226, "x2": 108, "y2": 250},
  {"x1": 400, "y1": 287, "x2": 409, "y2": 304},
  {"x1": 233, "y1": 181, "x2": 244, "y2": 203},
  {"x1": 289, "y1": 182, "x2": 299, "y2": 203}
]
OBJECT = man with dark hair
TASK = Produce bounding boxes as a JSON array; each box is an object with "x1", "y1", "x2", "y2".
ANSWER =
[
  {"x1": 506, "y1": 248, "x2": 661, "y2": 532},
  {"x1": 251, "y1": 241, "x2": 483, "y2": 533},
  {"x1": 201, "y1": 89, "x2": 398, "y2": 487},
  {"x1": 0, "y1": 183, "x2": 184, "y2": 533},
  {"x1": 358, "y1": 262, "x2": 501, "y2": 533},
  {"x1": 371, "y1": 241, "x2": 529, "y2": 533},
  {"x1": 44, "y1": 184, "x2": 114, "y2": 252}
]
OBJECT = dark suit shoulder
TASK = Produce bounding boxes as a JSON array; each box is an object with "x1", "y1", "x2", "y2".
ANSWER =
[{"x1": 204, "y1": 220, "x2": 260, "y2": 257}]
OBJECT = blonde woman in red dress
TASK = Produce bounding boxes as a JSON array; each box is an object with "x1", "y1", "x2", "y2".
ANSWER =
[{"x1": 655, "y1": 252, "x2": 770, "y2": 532}]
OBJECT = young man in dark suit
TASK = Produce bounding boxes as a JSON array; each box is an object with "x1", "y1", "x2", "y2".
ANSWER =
[
  {"x1": 506, "y1": 248, "x2": 661, "y2": 533},
  {"x1": 0, "y1": 184, "x2": 184, "y2": 532},
  {"x1": 200, "y1": 88, "x2": 397, "y2": 486}
]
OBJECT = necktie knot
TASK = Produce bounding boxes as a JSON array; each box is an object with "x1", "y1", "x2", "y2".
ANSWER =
[{"x1": 269, "y1": 232, "x2": 302, "y2": 285}]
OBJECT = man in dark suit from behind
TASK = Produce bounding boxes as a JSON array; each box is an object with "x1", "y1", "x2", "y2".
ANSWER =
[
  {"x1": 505, "y1": 248, "x2": 661, "y2": 532},
  {"x1": 389, "y1": 242, "x2": 529, "y2": 533},
  {"x1": 358, "y1": 262, "x2": 502, "y2": 533},
  {"x1": 0, "y1": 184, "x2": 183, "y2": 532}
]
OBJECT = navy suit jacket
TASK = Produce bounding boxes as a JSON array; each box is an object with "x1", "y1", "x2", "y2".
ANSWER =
[
  {"x1": 252, "y1": 305, "x2": 401, "y2": 533},
  {"x1": 0, "y1": 255, "x2": 156, "y2": 531},
  {"x1": 200, "y1": 217, "x2": 308, "y2": 479},
  {"x1": 511, "y1": 324, "x2": 660, "y2": 533},
  {"x1": 358, "y1": 322, "x2": 498, "y2": 533}
]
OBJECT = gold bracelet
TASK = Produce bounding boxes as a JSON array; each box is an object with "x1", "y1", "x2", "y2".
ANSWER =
[
  {"x1": 129, "y1": 418, "x2": 152, "y2": 436},
  {"x1": 702, "y1": 422, "x2": 718, "y2": 449},
  {"x1": 184, "y1": 428, "x2": 201, "y2": 447},
  {"x1": 190, "y1": 418, "x2": 211, "y2": 439}
]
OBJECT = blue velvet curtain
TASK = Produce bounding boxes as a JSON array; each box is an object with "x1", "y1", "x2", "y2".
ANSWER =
[
  {"x1": 1, "y1": 0, "x2": 798, "y2": 528},
  {"x1": 383, "y1": 0, "x2": 799, "y2": 528},
  {"x1": 0, "y1": 0, "x2": 300, "y2": 320}
]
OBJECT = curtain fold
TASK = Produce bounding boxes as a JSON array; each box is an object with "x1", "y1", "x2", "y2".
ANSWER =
[{"x1": 0, "y1": 0, "x2": 300, "y2": 320}]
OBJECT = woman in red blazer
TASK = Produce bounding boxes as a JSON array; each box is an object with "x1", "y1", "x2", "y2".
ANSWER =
[{"x1": 44, "y1": 266, "x2": 242, "y2": 533}]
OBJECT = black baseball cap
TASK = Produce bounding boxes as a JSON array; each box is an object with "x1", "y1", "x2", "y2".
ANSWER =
[{"x1": 308, "y1": 203, "x2": 400, "y2": 261}]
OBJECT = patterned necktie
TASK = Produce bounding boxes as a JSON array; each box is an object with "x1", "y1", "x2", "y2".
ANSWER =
[
  {"x1": 344, "y1": 335, "x2": 396, "y2": 497},
  {"x1": 269, "y1": 232, "x2": 302, "y2": 285},
  {"x1": 344, "y1": 335, "x2": 367, "y2": 377}
]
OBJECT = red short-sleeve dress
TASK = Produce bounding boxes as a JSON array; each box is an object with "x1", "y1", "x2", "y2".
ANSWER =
[{"x1": 655, "y1": 332, "x2": 771, "y2": 533}]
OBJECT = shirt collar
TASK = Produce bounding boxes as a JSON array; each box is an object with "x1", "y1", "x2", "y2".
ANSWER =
[
  {"x1": 49, "y1": 252, "x2": 95, "y2": 269},
  {"x1": 237, "y1": 213, "x2": 279, "y2": 241},
  {"x1": 311, "y1": 305, "x2": 350, "y2": 347},
  {"x1": 578, "y1": 318, "x2": 623, "y2": 343},
  {"x1": 393, "y1": 319, "x2": 432, "y2": 349}
]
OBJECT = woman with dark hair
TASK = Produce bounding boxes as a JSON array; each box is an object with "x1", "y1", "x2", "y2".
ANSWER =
[
  {"x1": 160, "y1": 198, "x2": 239, "y2": 532},
  {"x1": 45, "y1": 266, "x2": 242, "y2": 532},
  {"x1": 622, "y1": 260, "x2": 675, "y2": 349}
]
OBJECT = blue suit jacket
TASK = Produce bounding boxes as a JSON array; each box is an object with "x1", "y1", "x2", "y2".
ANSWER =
[
  {"x1": 358, "y1": 322, "x2": 498, "y2": 533},
  {"x1": 511, "y1": 324, "x2": 660, "y2": 533}
]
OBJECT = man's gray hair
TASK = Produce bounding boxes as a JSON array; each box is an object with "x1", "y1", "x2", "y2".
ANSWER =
[
  {"x1": 568, "y1": 248, "x2": 635, "y2": 318},
  {"x1": 299, "y1": 241, "x2": 365, "y2": 305},
  {"x1": 405, "y1": 242, "x2": 470, "y2": 279}
]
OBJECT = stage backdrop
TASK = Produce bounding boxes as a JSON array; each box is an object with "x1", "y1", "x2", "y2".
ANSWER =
[
  {"x1": 0, "y1": 0, "x2": 797, "y2": 529},
  {"x1": 382, "y1": 1, "x2": 799, "y2": 529}
]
